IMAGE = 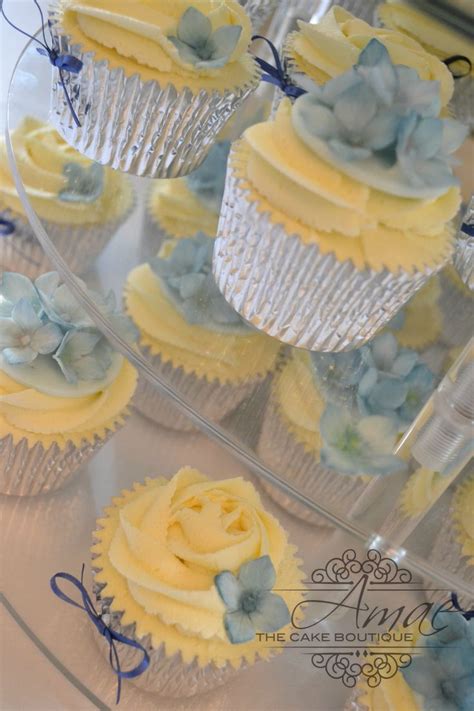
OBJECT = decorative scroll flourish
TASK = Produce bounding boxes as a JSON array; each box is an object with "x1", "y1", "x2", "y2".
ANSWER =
[
  {"x1": 310, "y1": 651, "x2": 412, "y2": 689},
  {"x1": 310, "y1": 549, "x2": 413, "y2": 585}
]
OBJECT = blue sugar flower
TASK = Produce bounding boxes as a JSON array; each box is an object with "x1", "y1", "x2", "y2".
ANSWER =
[
  {"x1": 215, "y1": 555, "x2": 290, "y2": 644},
  {"x1": 0, "y1": 298, "x2": 62, "y2": 365},
  {"x1": 357, "y1": 332, "x2": 434, "y2": 428},
  {"x1": 320, "y1": 404, "x2": 406, "y2": 477},
  {"x1": 402, "y1": 611, "x2": 474, "y2": 711},
  {"x1": 186, "y1": 140, "x2": 231, "y2": 214},
  {"x1": 35, "y1": 272, "x2": 94, "y2": 330},
  {"x1": 396, "y1": 112, "x2": 468, "y2": 189},
  {"x1": 58, "y1": 162, "x2": 104, "y2": 203},
  {"x1": 168, "y1": 7, "x2": 242, "y2": 69},
  {"x1": 0, "y1": 272, "x2": 41, "y2": 317},
  {"x1": 150, "y1": 234, "x2": 248, "y2": 331},
  {"x1": 54, "y1": 330, "x2": 112, "y2": 384}
]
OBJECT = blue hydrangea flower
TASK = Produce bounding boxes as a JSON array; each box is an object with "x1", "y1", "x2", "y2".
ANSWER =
[
  {"x1": 310, "y1": 350, "x2": 366, "y2": 400},
  {"x1": 292, "y1": 38, "x2": 467, "y2": 187},
  {"x1": 58, "y1": 162, "x2": 104, "y2": 203},
  {"x1": 0, "y1": 298, "x2": 63, "y2": 365},
  {"x1": 149, "y1": 234, "x2": 248, "y2": 331},
  {"x1": 35, "y1": 272, "x2": 94, "y2": 330},
  {"x1": 168, "y1": 7, "x2": 242, "y2": 69},
  {"x1": 320, "y1": 404, "x2": 406, "y2": 476},
  {"x1": 357, "y1": 332, "x2": 434, "y2": 429},
  {"x1": 402, "y1": 610, "x2": 474, "y2": 711},
  {"x1": 54, "y1": 330, "x2": 113, "y2": 384},
  {"x1": 215, "y1": 555, "x2": 290, "y2": 644},
  {"x1": 186, "y1": 141, "x2": 231, "y2": 214}
]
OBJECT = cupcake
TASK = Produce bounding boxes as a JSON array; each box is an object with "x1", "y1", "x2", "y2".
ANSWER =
[
  {"x1": 213, "y1": 37, "x2": 466, "y2": 351},
  {"x1": 285, "y1": 7, "x2": 454, "y2": 108},
  {"x1": 385, "y1": 276, "x2": 443, "y2": 350},
  {"x1": 0, "y1": 271, "x2": 137, "y2": 496},
  {"x1": 125, "y1": 234, "x2": 279, "y2": 431},
  {"x1": 49, "y1": 1, "x2": 260, "y2": 178},
  {"x1": 0, "y1": 117, "x2": 133, "y2": 278},
  {"x1": 256, "y1": 334, "x2": 434, "y2": 523},
  {"x1": 348, "y1": 609, "x2": 474, "y2": 711},
  {"x1": 426, "y1": 475, "x2": 474, "y2": 610},
  {"x1": 143, "y1": 141, "x2": 231, "y2": 260},
  {"x1": 92, "y1": 467, "x2": 304, "y2": 697}
]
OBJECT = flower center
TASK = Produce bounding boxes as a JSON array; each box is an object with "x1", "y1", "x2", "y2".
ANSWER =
[
  {"x1": 337, "y1": 427, "x2": 361, "y2": 454},
  {"x1": 240, "y1": 590, "x2": 261, "y2": 614},
  {"x1": 20, "y1": 334, "x2": 31, "y2": 346}
]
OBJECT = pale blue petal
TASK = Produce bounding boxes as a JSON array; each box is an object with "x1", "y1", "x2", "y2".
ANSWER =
[
  {"x1": 210, "y1": 25, "x2": 242, "y2": 61},
  {"x1": 305, "y1": 103, "x2": 340, "y2": 141},
  {"x1": 391, "y1": 350, "x2": 418, "y2": 377},
  {"x1": 357, "y1": 415, "x2": 398, "y2": 452},
  {"x1": 11, "y1": 298, "x2": 42, "y2": 332},
  {"x1": 402, "y1": 657, "x2": 443, "y2": 697},
  {"x1": 31, "y1": 322, "x2": 63, "y2": 355},
  {"x1": 371, "y1": 332, "x2": 398, "y2": 370},
  {"x1": 366, "y1": 378, "x2": 408, "y2": 411},
  {"x1": 238, "y1": 555, "x2": 276, "y2": 592},
  {"x1": 224, "y1": 610, "x2": 256, "y2": 644},
  {"x1": 0, "y1": 319, "x2": 22, "y2": 348},
  {"x1": 1, "y1": 272, "x2": 38, "y2": 308},
  {"x1": 35, "y1": 271, "x2": 60, "y2": 300},
  {"x1": 320, "y1": 69, "x2": 361, "y2": 106},
  {"x1": 410, "y1": 118, "x2": 443, "y2": 160},
  {"x1": 357, "y1": 38, "x2": 391, "y2": 68},
  {"x1": 3, "y1": 345, "x2": 37, "y2": 364},
  {"x1": 319, "y1": 404, "x2": 352, "y2": 444},
  {"x1": 214, "y1": 571, "x2": 241, "y2": 610},
  {"x1": 334, "y1": 82, "x2": 378, "y2": 136},
  {"x1": 441, "y1": 118, "x2": 469, "y2": 155},
  {"x1": 358, "y1": 367, "x2": 378, "y2": 397},
  {"x1": 168, "y1": 37, "x2": 201, "y2": 65},
  {"x1": 251, "y1": 592, "x2": 290, "y2": 633},
  {"x1": 177, "y1": 7, "x2": 212, "y2": 47},
  {"x1": 328, "y1": 139, "x2": 371, "y2": 162},
  {"x1": 364, "y1": 111, "x2": 400, "y2": 150}
]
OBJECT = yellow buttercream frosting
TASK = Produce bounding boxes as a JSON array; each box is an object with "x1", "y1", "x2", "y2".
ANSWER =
[
  {"x1": 0, "y1": 359, "x2": 137, "y2": 449},
  {"x1": 400, "y1": 467, "x2": 448, "y2": 518},
  {"x1": 236, "y1": 101, "x2": 457, "y2": 273},
  {"x1": 286, "y1": 7, "x2": 454, "y2": 107},
  {"x1": 148, "y1": 180, "x2": 217, "y2": 239},
  {"x1": 0, "y1": 117, "x2": 132, "y2": 224},
  {"x1": 389, "y1": 277, "x2": 442, "y2": 348},
  {"x1": 57, "y1": 0, "x2": 258, "y2": 93},
  {"x1": 378, "y1": 1, "x2": 474, "y2": 76},
  {"x1": 125, "y1": 262, "x2": 279, "y2": 383},
  {"x1": 273, "y1": 350, "x2": 324, "y2": 456},
  {"x1": 453, "y1": 476, "x2": 474, "y2": 564},
  {"x1": 92, "y1": 467, "x2": 304, "y2": 667}
]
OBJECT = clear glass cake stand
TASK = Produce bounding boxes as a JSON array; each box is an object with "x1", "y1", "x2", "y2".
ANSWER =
[{"x1": 2, "y1": 7, "x2": 473, "y2": 709}]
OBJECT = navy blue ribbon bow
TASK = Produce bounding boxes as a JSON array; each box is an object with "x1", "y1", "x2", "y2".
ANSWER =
[
  {"x1": 252, "y1": 35, "x2": 306, "y2": 100},
  {"x1": 461, "y1": 221, "x2": 474, "y2": 237},
  {"x1": 50, "y1": 567, "x2": 150, "y2": 704},
  {"x1": 0, "y1": 0, "x2": 83, "y2": 126},
  {"x1": 0, "y1": 217, "x2": 15, "y2": 236},
  {"x1": 451, "y1": 592, "x2": 474, "y2": 620}
]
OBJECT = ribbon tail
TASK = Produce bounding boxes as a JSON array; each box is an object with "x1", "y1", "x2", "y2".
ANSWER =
[{"x1": 58, "y1": 67, "x2": 81, "y2": 127}]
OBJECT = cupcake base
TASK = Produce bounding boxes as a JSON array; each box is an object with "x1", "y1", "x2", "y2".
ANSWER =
[
  {"x1": 49, "y1": 16, "x2": 259, "y2": 178},
  {"x1": 257, "y1": 396, "x2": 371, "y2": 525},
  {"x1": 0, "y1": 207, "x2": 124, "y2": 278},
  {"x1": 214, "y1": 166, "x2": 437, "y2": 352},
  {"x1": 93, "y1": 577, "x2": 243, "y2": 698},
  {"x1": 0, "y1": 431, "x2": 115, "y2": 497},
  {"x1": 134, "y1": 351, "x2": 265, "y2": 432}
]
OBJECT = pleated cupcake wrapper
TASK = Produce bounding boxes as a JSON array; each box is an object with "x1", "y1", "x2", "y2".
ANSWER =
[
  {"x1": 425, "y1": 499, "x2": 474, "y2": 610},
  {"x1": 139, "y1": 192, "x2": 175, "y2": 263},
  {"x1": 49, "y1": 10, "x2": 259, "y2": 179},
  {"x1": 439, "y1": 270, "x2": 473, "y2": 347},
  {"x1": 0, "y1": 206, "x2": 126, "y2": 278},
  {"x1": 449, "y1": 75, "x2": 474, "y2": 129},
  {"x1": 453, "y1": 228, "x2": 474, "y2": 291},
  {"x1": 240, "y1": 0, "x2": 278, "y2": 30},
  {"x1": 214, "y1": 164, "x2": 439, "y2": 352},
  {"x1": 92, "y1": 571, "x2": 244, "y2": 698},
  {"x1": 134, "y1": 348, "x2": 265, "y2": 432},
  {"x1": 0, "y1": 429, "x2": 115, "y2": 497},
  {"x1": 256, "y1": 394, "x2": 373, "y2": 525}
]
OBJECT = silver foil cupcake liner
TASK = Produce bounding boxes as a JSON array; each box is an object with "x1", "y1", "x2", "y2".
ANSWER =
[
  {"x1": 256, "y1": 394, "x2": 373, "y2": 525},
  {"x1": 0, "y1": 430, "x2": 115, "y2": 497},
  {"x1": 49, "y1": 10, "x2": 260, "y2": 178},
  {"x1": 213, "y1": 163, "x2": 438, "y2": 351},
  {"x1": 453, "y1": 199, "x2": 474, "y2": 291},
  {"x1": 0, "y1": 206, "x2": 126, "y2": 278},
  {"x1": 92, "y1": 572, "x2": 243, "y2": 697},
  {"x1": 240, "y1": 0, "x2": 278, "y2": 30},
  {"x1": 134, "y1": 348, "x2": 265, "y2": 432},
  {"x1": 439, "y1": 269, "x2": 473, "y2": 348}
]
